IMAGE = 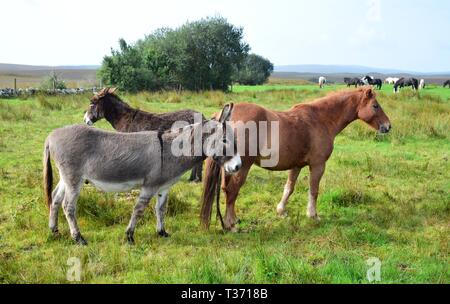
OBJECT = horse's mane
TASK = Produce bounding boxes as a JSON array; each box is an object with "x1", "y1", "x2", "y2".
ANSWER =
[{"x1": 291, "y1": 87, "x2": 370, "y2": 110}]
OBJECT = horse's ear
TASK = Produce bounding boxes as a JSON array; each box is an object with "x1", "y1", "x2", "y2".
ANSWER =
[{"x1": 365, "y1": 87, "x2": 374, "y2": 99}]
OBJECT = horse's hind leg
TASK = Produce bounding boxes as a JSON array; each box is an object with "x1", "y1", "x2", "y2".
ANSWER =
[
  {"x1": 125, "y1": 187, "x2": 155, "y2": 244},
  {"x1": 276, "y1": 168, "x2": 301, "y2": 217},
  {"x1": 307, "y1": 163, "x2": 326, "y2": 221},
  {"x1": 155, "y1": 189, "x2": 169, "y2": 237},
  {"x1": 49, "y1": 180, "x2": 65, "y2": 234},
  {"x1": 62, "y1": 182, "x2": 86, "y2": 245}
]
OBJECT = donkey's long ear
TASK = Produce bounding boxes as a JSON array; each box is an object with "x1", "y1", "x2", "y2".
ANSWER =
[
  {"x1": 218, "y1": 103, "x2": 234, "y2": 123},
  {"x1": 108, "y1": 87, "x2": 118, "y2": 95}
]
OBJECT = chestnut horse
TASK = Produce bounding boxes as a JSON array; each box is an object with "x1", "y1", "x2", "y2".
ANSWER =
[{"x1": 201, "y1": 87, "x2": 391, "y2": 231}]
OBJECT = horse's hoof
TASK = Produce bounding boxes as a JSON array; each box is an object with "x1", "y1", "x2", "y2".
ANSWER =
[
  {"x1": 158, "y1": 230, "x2": 170, "y2": 238},
  {"x1": 277, "y1": 205, "x2": 288, "y2": 218},
  {"x1": 230, "y1": 226, "x2": 239, "y2": 233},
  {"x1": 278, "y1": 211, "x2": 288, "y2": 218},
  {"x1": 224, "y1": 226, "x2": 239, "y2": 233},
  {"x1": 74, "y1": 234, "x2": 88, "y2": 246},
  {"x1": 307, "y1": 214, "x2": 321, "y2": 222}
]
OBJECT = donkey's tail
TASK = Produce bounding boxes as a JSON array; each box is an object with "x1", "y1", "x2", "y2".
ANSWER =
[
  {"x1": 43, "y1": 139, "x2": 53, "y2": 210},
  {"x1": 200, "y1": 158, "x2": 222, "y2": 229}
]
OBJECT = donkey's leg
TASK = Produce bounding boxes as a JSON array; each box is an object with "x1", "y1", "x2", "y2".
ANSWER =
[
  {"x1": 155, "y1": 189, "x2": 169, "y2": 238},
  {"x1": 223, "y1": 161, "x2": 253, "y2": 232},
  {"x1": 125, "y1": 187, "x2": 155, "y2": 244},
  {"x1": 49, "y1": 180, "x2": 65, "y2": 234},
  {"x1": 189, "y1": 162, "x2": 203, "y2": 183},
  {"x1": 307, "y1": 163, "x2": 326, "y2": 221},
  {"x1": 276, "y1": 168, "x2": 301, "y2": 217},
  {"x1": 62, "y1": 182, "x2": 85, "y2": 245}
]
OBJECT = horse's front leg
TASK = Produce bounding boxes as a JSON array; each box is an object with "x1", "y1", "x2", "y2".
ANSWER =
[
  {"x1": 223, "y1": 161, "x2": 252, "y2": 232},
  {"x1": 155, "y1": 189, "x2": 169, "y2": 238},
  {"x1": 126, "y1": 187, "x2": 155, "y2": 244},
  {"x1": 277, "y1": 168, "x2": 301, "y2": 217},
  {"x1": 307, "y1": 163, "x2": 326, "y2": 221}
]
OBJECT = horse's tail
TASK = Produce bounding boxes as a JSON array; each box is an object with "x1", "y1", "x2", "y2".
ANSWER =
[
  {"x1": 43, "y1": 139, "x2": 53, "y2": 211},
  {"x1": 200, "y1": 103, "x2": 234, "y2": 229},
  {"x1": 200, "y1": 158, "x2": 222, "y2": 229}
]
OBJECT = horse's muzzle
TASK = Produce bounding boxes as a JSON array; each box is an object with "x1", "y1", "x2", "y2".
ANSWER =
[{"x1": 380, "y1": 123, "x2": 392, "y2": 134}]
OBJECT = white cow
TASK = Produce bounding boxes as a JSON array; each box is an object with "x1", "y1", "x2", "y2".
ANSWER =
[{"x1": 318, "y1": 76, "x2": 327, "y2": 89}]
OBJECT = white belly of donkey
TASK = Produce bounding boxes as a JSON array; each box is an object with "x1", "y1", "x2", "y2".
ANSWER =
[{"x1": 88, "y1": 179, "x2": 144, "y2": 193}]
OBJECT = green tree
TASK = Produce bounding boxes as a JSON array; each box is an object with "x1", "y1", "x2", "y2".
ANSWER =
[
  {"x1": 235, "y1": 54, "x2": 274, "y2": 85},
  {"x1": 98, "y1": 39, "x2": 157, "y2": 92},
  {"x1": 98, "y1": 16, "x2": 253, "y2": 92}
]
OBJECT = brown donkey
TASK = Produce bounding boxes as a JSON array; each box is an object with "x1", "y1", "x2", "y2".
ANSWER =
[
  {"x1": 201, "y1": 87, "x2": 391, "y2": 231},
  {"x1": 84, "y1": 88, "x2": 206, "y2": 182}
]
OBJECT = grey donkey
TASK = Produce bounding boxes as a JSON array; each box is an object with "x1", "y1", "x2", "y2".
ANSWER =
[{"x1": 43, "y1": 116, "x2": 241, "y2": 245}]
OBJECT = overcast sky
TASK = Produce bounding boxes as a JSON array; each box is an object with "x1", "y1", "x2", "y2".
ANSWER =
[{"x1": 1, "y1": 0, "x2": 449, "y2": 72}]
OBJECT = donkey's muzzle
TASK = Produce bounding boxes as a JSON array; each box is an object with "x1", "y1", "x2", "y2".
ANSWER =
[{"x1": 224, "y1": 153, "x2": 242, "y2": 174}]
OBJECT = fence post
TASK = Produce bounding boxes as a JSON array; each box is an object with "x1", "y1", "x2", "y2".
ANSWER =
[{"x1": 14, "y1": 78, "x2": 17, "y2": 94}]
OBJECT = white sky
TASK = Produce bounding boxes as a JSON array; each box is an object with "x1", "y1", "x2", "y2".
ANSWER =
[{"x1": 1, "y1": 0, "x2": 450, "y2": 72}]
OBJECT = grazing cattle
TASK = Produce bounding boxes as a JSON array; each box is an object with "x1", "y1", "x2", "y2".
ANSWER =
[
  {"x1": 443, "y1": 80, "x2": 450, "y2": 88},
  {"x1": 419, "y1": 79, "x2": 426, "y2": 90},
  {"x1": 344, "y1": 77, "x2": 364, "y2": 88},
  {"x1": 319, "y1": 77, "x2": 327, "y2": 89},
  {"x1": 44, "y1": 106, "x2": 242, "y2": 245},
  {"x1": 84, "y1": 88, "x2": 205, "y2": 182},
  {"x1": 200, "y1": 88, "x2": 391, "y2": 231},
  {"x1": 394, "y1": 78, "x2": 419, "y2": 93}
]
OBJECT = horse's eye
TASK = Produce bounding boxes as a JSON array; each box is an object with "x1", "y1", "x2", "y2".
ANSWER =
[{"x1": 373, "y1": 104, "x2": 380, "y2": 109}]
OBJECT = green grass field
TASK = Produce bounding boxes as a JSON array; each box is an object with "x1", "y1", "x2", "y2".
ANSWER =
[{"x1": 0, "y1": 85, "x2": 449, "y2": 283}]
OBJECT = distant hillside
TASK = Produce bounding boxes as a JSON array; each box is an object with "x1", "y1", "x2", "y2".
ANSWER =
[
  {"x1": 275, "y1": 64, "x2": 450, "y2": 76},
  {"x1": 0, "y1": 63, "x2": 99, "y2": 88}
]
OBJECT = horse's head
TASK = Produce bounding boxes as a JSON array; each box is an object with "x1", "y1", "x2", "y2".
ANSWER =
[
  {"x1": 84, "y1": 87, "x2": 118, "y2": 126},
  {"x1": 357, "y1": 88, "x2": 391, "y2": 134}
]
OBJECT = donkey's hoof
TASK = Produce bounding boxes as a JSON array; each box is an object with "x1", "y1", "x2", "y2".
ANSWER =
[
  {"x1": 126, "y1": 232, "x2": 135, "y2": 245},
  {"x1": 158, "y1": 230, "x2": 170, "y2": 238},
  {"x1": 74, "y1": 234, "x2": 88, "y2": 246}
]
